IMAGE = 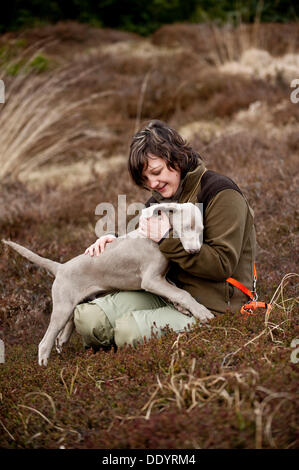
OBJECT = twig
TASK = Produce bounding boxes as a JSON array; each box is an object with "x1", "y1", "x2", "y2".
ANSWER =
[
  {"x1": 221, "y1": 320, "x2": 289, "y2": 368},
  {"x1": 60, "y1": 364, "x2": 79, "y2": 398},
  {"x1": 265, "y1": 273, "x2": 298, "y2": 326},
  {"x1": 18, "y1": 404, "x2": 81, "y2": 439},
  {"x1": 0, "y1": 418, "x2": 15, "y2": 441}
]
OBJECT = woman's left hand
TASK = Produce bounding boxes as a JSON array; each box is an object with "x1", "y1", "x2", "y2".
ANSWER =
[{"x1": 138, "y1": 211, "x2": 171, "y2": 243}]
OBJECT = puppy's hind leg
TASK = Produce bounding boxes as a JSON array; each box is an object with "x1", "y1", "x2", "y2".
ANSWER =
[
  {"x1": 38, "y1": 303, "x2": 74, "y2": 366},
  {"x1": 55, "y1": 315, "x2": 75, "y2": 354}
]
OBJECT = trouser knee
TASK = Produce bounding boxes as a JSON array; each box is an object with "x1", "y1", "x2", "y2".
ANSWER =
[
  {"x1": 114, "y1": 312, "x2": 143, "y2": 348},
  {"x1": 74, "y1": 302, "x2": 114, "y2": 350}
]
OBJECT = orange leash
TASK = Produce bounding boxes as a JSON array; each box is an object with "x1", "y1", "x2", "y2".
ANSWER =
[{"x1": 226, "y1": 263, "x2": 272, "y2": 315}]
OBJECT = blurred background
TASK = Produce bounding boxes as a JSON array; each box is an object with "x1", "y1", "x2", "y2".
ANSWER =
[
  {"x1": 0, "y1": 0, "x2": 298, "y2": 187},
  {"x1": 1, "y1": 0, "x2": 298, "y2": 35}
]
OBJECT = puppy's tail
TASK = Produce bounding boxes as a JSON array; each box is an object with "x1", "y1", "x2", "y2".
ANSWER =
[{"x1": 2, "y1": 239, "x2": 60, "y2": 276}]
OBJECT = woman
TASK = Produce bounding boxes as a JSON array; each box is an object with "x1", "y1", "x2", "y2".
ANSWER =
[{"x1": 74, "y1": 120, "x2": 256, "y2": 351}]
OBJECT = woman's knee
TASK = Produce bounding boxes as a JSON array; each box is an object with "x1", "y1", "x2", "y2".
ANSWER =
[
  {"x1": 114, "y1": 312, "x2": 143, "y2": 348},
  {"x1": 74, "y1": 302, "x2": 114, "y2": 349}
]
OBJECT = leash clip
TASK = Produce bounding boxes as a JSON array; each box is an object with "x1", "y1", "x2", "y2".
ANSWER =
[
  {"x1": 252, "y1": 272, "x2": 258, "y2": 302},
  {"x1": 241, "y1": 300, "x2": 257, "y2": 315},
  {"x1": 227, "y1": 263, "x2": 272, "y2": 316}
]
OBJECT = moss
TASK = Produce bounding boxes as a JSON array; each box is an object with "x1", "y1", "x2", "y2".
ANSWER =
[{"x1": 28, "y1": 54, "x2": 50, "y2": 73}]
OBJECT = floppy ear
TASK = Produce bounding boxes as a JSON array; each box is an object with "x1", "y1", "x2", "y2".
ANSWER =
[{"x1": 171, "y1": 203, "x2": 203, "y2": 237}]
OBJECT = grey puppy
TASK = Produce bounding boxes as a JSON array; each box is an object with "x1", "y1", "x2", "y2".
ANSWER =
[{"x1": 2, "y1": 202, "x2": 214, "y2": 366}]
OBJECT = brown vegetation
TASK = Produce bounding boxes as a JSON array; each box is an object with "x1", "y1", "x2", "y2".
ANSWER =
[{"x1": 0, "y1": 21, "x2": 298, "y2": 449}]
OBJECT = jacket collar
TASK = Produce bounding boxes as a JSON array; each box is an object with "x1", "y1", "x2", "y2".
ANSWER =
[{"x1": 150, "y1": 159, "x2": 206, "y2": 203}]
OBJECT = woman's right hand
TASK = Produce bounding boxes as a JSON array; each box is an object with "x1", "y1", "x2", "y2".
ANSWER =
[{"x1": 84, "y1": 234, "x2": 117, "y2": 256}]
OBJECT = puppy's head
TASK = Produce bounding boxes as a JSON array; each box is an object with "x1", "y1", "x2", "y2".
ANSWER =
[{"x1": 142, "y1": 203, "x2": 203, "y2": 253}]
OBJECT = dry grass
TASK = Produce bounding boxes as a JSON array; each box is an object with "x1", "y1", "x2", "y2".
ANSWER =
[
  {"x1": 0, "y1": 20, "x2": 298, "y2": 449},
  {"x1": 1, "y1": 21, "x2": 298, "y2": 185},
  {"x1": 114, "y1": 274, "x2": 298, "y2": 449},
  {"x1": 0, "y1": 50, "x2": 123, "y2": 180}
]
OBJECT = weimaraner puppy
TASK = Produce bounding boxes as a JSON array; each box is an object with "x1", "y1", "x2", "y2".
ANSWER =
[{"x1": 2, "y1": 202, "x2": 214, "y2": 366}]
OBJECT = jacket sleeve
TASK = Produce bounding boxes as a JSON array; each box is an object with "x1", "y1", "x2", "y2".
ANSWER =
[{"x1": 158, "y1": 189, "x2": 249, "y2": 281}]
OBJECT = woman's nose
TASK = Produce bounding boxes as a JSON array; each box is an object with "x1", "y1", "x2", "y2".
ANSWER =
[{"x1": 147, "y1": 177, "x2": 159, "y2": 189}]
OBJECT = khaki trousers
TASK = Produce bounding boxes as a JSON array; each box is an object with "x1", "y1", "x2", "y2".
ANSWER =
[{"x1": 74, "y1": 290, "x2": 196, "y2": 349}]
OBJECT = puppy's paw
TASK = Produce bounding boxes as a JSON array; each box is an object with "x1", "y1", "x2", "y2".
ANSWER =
[
  {"x1": 55, "y1": 339, "x2": 63, "y2": 354},
  {"x1": 38, "y1": 343, "x2": 49, "y2": 366},
  {"x1": 38, "y1": 356, "x2": 48, "y2": 367},
  {"x1": 193, "y1": 305, "x2": 214, "y2": 323},
  {"x1": 185, "y1": 247, "x2": 201, "y2": 254},
  {"x1": 172, "y1": 302, "x2": 192, "y2": 316},
  {"x1": 182, "y1": 239, "x2": 202, "y2": 254}
]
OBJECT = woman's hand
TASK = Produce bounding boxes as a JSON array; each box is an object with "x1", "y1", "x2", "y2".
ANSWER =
[
  {"x1": 138, "y1": 212, "x2": 171, "y2": 243},
  {"x1": 85, "y1": 234, "x2": 116, "y2": 256}
]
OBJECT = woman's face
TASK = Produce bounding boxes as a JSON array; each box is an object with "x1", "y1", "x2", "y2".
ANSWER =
[{"x1": 142, "y1": 154, "x2": 181, "y2": 198}]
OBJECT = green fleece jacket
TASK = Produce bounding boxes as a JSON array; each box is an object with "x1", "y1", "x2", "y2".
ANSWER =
[{"x1": 146, "y1": 161, "x2": 256, "y2": 314}]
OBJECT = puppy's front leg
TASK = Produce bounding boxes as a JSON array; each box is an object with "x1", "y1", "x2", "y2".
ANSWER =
[
  {"x1": 141, "y1": 275, "x2": 214, "y2": 323},
  {"x1": 171, "y1": 302, "x2": 191, "y2": 316}
]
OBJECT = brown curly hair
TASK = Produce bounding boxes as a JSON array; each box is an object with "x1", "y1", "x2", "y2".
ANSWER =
[{"x1": 128, "y1": 120, "x2": 203, "y2": 189}]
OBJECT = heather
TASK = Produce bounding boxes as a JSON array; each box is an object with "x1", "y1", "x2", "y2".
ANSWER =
[{"x1": 0, "y1": 21, "x2": 298, "y2": 449}]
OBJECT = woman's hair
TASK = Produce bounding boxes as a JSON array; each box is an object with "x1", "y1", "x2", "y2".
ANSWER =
[{"x1": 128, "y1": 120, "x2": 202, "y2": 188}]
